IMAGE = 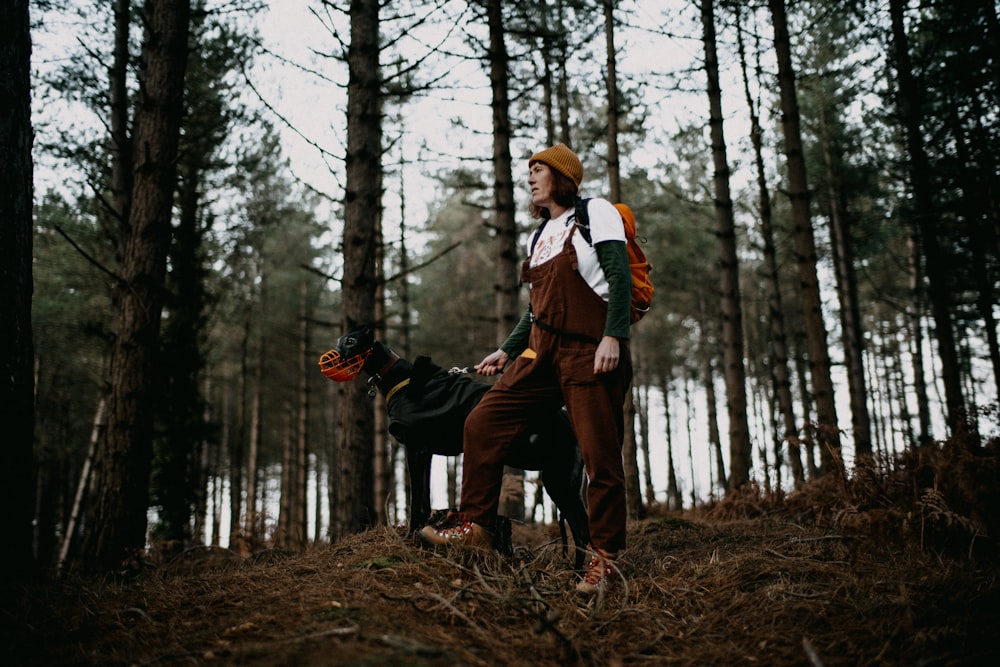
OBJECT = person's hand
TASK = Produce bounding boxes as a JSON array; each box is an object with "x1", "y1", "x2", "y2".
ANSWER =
[
  {"x1": 594, "y1": 336, "x2": 620, "y2": 374},
  {"x1": 475, "y1": 349, "x2": 510, "y2": 376}
]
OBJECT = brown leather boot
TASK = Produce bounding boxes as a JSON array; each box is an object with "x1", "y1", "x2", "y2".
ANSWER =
[
  {"x1": 419, "y1": 513, "x2": 494, "y2": 549},
  {"x1": 576, "y1": 546, "x2": 616, "y2": 595}
]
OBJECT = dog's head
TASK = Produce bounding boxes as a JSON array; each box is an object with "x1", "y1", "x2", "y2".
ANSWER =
[{"x1": 318, "y1": 325, "x2": 379, "y2": 382}]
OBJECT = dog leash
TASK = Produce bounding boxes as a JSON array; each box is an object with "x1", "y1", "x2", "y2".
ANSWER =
[{"x1": 449, "y1": 364, "x2": 505, "y2": 375}]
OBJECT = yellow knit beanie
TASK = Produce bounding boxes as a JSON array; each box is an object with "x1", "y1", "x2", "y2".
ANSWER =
[{"x1": 529, "y1": 143, "x2": 583, "y2": 189}]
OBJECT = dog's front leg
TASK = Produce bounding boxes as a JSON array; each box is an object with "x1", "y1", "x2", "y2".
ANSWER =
[{"x1": 405, "y1": 445, "x2": 434, "y2": 534}]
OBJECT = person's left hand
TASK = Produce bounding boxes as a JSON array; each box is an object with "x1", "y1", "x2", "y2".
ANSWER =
[{"x1": 594, "y1": 336, "x2": 620, "y2": 374}]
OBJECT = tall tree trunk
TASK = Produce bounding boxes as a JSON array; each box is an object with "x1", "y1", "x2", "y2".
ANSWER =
[
  {"x1": 212, "y1": 384, "x2": 227, "y2": 546},
  {"x1": 603, "y1": 0, "x2": 621, "y2": 202},
  {"x1": 734, "y1": 7, "x2": 803, "y2": 486},
  {"x1": 326, "y1": 380, "x2": 344, "y2": 540},
  {"x1": 295, "y1": 282, "x2": 310, "y2": 547},
  {"x1": 192, "y1": 376, "x2": 211, "y2": 546},
  {"x1": 278, "y1": 405, "x2": 293, "y2": 549},
  {"x1": 110, "y1": 0, "x2": 132, "y2": 247},
  {"x1": 698, "y1": 310, "x2": 727, "y2": 493},
  {"x1": 487, "y1": 0, "x2": 518, "y2": 343},
  {"x1": 230, "y1": 311, "x2": 249, "y2": 547},
  {"x1": 622, "y1": 390, "x2": 643, "y2": 520},
  {"x1": 638, "y1": 382, "x2": 655, "y2": 506},
  {"x1": 818, "y1": 106, "x2": 873, "y2": 459},
  {"x1": 337, "y1": 0, "x2": 381, "y2": 539},
  {"x1": 792, "y1": 332, "x2": 819, "y2": 477},
  {"x1": 393, "y1": 149, "x2": 412, "y2": 526},
  {"x1": 373, "y1": 199, "x2": 389, "y2": 527},
  {"x1": 906, "y1": 233, "x2": 932, "y2": 444},
  {"x1": 0, "y1": 0, "x2": 35, "y2": 577},
  {"x1": 245, "y1": 332, "x2": 263, "y2": 541},
  {"x1": 538, "y1": 0, "x2": 556, "y2": 144},
  {"x1": 950, "y1": 109, "x2": 1000, "y2": 404},
  {"x1": 279, "y1": 284, "x2": 309, "y2": 550},
  {"x1": 768, "y1": 0, "x2": 842, "y2": 474},
  {"x1": 602, "y1": 0, "x2": 644, "y2": 513},
  {"x1": 486, "y1": 0, "x2": 525, "y2": 521},
  {"x1": 885, "y1": 317, "x2": 912, "y2": 454},
  {"x1": 78, "y1": 0, "x2": 191, "y2": 573},
  {"x1": 555, "y1": 0, "x2": 571, "y2": 144},
  {"x1": 661, "y1": 377, "x2": 682, "y2": 511},
  {"x1": 702, "y1": 0, "x2": 752, "y2": 490},
  {"x1": 683, "y1": 371, "x2": 698, "y2": 506},
  {"x1": 887, "y1": 0, "x2": 966, "y2": 434},
  {"x1": 155, "y1": 157, "x2": 206, "y2": 544}
]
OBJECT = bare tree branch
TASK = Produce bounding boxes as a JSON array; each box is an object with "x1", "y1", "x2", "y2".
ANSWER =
[{"x1": 53, "y1": 224, "x2": 124, "y2": 286}]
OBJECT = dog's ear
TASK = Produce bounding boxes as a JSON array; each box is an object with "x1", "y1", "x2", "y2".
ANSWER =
[{"x1": 348, "y1": 324, "x2": 377, "y2": 349}]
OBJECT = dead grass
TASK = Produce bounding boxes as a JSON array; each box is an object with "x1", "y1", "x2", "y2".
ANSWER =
[{"x1": 6, "y1": 438, "x2": 1000, "y2": 666}]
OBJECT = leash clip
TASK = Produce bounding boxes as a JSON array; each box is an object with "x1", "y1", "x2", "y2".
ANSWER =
[{"x1": 448, "y1": 366, "x2": 471, "y2": 375}]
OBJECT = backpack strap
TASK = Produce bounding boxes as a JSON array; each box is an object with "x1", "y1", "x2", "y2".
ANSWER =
[
  {"x1": 573, "y1": 197, "x2": 593, "y2": 245},
  {"x1": 528, "y1": 220, "x2": 544, "y2": 258}
]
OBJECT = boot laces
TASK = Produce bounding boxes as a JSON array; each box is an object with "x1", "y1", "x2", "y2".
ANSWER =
[{"x1": 583, "y1": 548, "x2": 614, "y2": 585}]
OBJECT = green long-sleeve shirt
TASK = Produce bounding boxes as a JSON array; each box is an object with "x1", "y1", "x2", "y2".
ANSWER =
[{"x1": 500, "y1": 239, "x2": 631, "y2": 358}]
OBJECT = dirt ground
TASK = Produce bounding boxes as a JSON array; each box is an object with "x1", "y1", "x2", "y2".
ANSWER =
[{"x1": 6, "y1": 472, "x2": 1000, "y2": 667}]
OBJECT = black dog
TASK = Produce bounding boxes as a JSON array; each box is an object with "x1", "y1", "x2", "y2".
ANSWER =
[{"x1": 320, "y1": 325, "x2": 589, "y2": 568}]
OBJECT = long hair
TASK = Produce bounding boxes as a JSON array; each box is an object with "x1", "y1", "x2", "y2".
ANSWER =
[{"x1": 529, "y1": 164, "x2": 579, "y2": 219}]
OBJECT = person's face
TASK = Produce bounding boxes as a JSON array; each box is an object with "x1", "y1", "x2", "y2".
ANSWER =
[{"x1": 528, "y1": 161, "x2": 555, "y2": 209}]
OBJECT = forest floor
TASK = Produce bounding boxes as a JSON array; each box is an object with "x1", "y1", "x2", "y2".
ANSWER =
[{"x1": 6, "y1": 444, "x2": 1000, "y2": 666}]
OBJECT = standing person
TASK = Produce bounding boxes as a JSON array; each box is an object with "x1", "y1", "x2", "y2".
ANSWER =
[{"x1": 420, "y1": 143, "x2": 633, "y2": 596}]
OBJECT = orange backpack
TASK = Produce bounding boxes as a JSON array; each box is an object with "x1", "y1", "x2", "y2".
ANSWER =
[
  {"x1": 572, "y1": 198, "x2": 654, "y2": 324},
  {"x1": 609, "y1": 202, "x2": 654, "y2": 323}
]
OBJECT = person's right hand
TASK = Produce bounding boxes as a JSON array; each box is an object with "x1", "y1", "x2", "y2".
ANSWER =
[{"x1": 474, "y1": 349, "x2": 510, "y2": 376}]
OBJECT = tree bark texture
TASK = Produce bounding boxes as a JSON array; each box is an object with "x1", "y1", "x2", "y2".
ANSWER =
[
  {"x1": 661, "y1": 377, "x2": 683, "y2": 510},
  {"x1": 79, "y1": 0, "x2": 191, "y2": 573},
  {"x1": 337, "y1": 0, "x2": 381, "y2": 538},
  {"x1": 768, "y1": 0, "x2": 842, "y2": 473},
  {"x1": 818, "y1": 107, "x2": 873, "y2": 458},
  {"x1": 0, "y1": 0, "x2": 35, "y2": 577},
  {"x1": 485, "y1": 0, "x2": 526, "y2": 520},
  {"x1": 638, "y1": 383, "x2": 656, "y2": 506},
  {"x1": 888, "y1": 0, "x2": 965, "y2": 435},
  {"x1": 245, "y1": 323, "x2": 263, "y2": 540},
  {"x1": 697, "y1": 299, "x2": 727, "y2": 492},
  {"x1": 603, "y1": 0, "x2": 621, "y2": 202},
  {"x1": 701, "y1": 0, "x2": 752, "y2": 490},
  {"x1": 111, "y1": 0, "x2": 132, "y2": 245},
  {"x1": 622, "y1": 391, "x2": 643, "y2": 520},
  {"x1": 734, "y1": 6, "x2": 804, "y2": 485},
  {"x1": 487, "y1": 0, "x2": 519, "y2": 346}
]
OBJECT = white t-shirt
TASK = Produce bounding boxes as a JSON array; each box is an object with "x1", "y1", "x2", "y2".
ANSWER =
[{"x1": 527, "y1": 198, "x2": 625, "y2": 300}]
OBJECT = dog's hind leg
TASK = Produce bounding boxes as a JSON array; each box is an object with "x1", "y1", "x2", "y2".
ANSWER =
[
  {"x1": 405, "y1": 446, "x2": 434, "y2": 534},
  {"x1": 541, "y1": 445, "x2": 590, "y2": 570}
]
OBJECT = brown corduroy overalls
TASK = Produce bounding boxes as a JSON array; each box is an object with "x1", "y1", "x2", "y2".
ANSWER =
[{"x1": 461, "y1": 226, "x2": 633, "y2": 553}]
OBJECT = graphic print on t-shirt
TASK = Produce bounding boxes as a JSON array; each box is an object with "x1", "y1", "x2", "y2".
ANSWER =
[{"x1": 530, "y1": 219, "x2": 574, "y2": 267}]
